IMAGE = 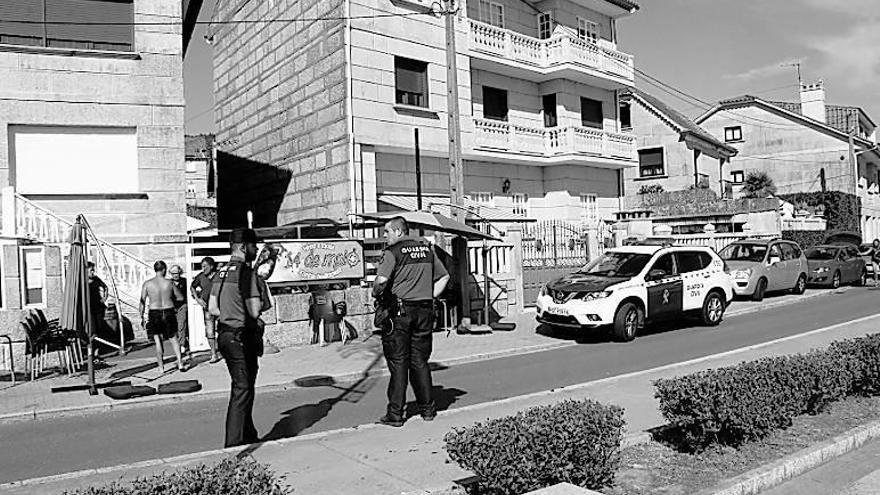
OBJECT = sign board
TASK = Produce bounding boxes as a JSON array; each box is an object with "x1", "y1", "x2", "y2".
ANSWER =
[{"x1": 265, "y1": 240, "x2": 365, "y2": 284}]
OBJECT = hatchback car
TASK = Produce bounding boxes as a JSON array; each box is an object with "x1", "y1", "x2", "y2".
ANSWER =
[
  {"x1": 805, "y1": 244, "x2": 866, "y2": 287},
  {"x1": 718, "y1": 239, "x2": 808, "y2": 301},
  {"x1": 535, "y1": 245, "x2": 735, "y2": 342}
]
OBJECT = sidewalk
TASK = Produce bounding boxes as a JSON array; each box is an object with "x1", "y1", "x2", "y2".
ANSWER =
[
  {"x1": 0, "y1": 288, "x2": 838, "y2": 421},
  {"x1": 0, "y1": 288, "x2": 869, "y2": 495}
]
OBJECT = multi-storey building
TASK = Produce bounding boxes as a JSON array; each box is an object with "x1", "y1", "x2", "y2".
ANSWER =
[
  {"x1": 697, "y1": 82, "x2": 880, "y2": 239},
  {"x1": 212, "y1": 0, "x2": 639, "y2": 234},
  {"x1": 0, "y1": 1, "x2": 200, "y2": 321}
]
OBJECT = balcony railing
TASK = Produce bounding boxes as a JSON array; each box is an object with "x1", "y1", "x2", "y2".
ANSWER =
[
  {"x1": 473, "y1": 118, "x2": 636, "y2": 161},
  {"x1": 468, "y1": 19, "x2": 634, "y2": 83}
]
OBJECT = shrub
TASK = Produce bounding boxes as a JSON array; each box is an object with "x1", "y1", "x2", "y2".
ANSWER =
[
  {"x1": 63, "y1": 456, "x2": 291, "y2": 495},
  {"x1": 742, "y1": 171, "x2": 777, "y2": 198},
  {"x1": 638, "y1": 184, "x2": 665, "y2": 195},
  {"x1": 654, "y1": 347, "x2": 858, "y2": 450},
  {"x1": 778, "y1": 191, "x2": 862, "y2": 233},
  {"x1": 781, "y1": 230, "x2": 829, "y2": 250},
  {"x1": 444, "y1": 399, "x2": 625, "y2": 495}
]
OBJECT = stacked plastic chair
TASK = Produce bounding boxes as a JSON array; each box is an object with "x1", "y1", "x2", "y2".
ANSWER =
[{"x1": 21, "y1": 309, "x2": 80, "y2": 380}]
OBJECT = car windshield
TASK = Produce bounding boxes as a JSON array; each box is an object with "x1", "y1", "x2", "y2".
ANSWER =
[
  {"x1": 805, "y1": 247, "x2": 836, "y2": 260},
  {"x1": 577, "y1": 252, "x2": 651, "y2": 278},
  {"x1": 719, "y1": 243, "x2": 768, "y2": 262}
]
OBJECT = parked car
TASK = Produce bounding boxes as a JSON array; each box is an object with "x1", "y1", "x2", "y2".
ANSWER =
[
  {"x1": 804, "y1": 244, "x2": 866, "y2": 287},
  {"x1": 718, "y1": 238, "x2": 808, "y2": 301},
  {"x1": 535, "y1": 245, "x2": 735, "y2": 341}
]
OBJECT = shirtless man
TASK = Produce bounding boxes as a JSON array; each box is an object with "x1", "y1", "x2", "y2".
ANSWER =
[{"x1": 139, "y1": 260, "x2": 187, "y2": 374}]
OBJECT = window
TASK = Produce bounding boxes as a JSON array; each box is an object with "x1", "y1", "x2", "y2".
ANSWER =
[
  {"x1": 779, "y1": 243, "x2": 796, "y2": 261},
  {"x1": 542, "y1": 94, "x2": 557, "y2": 128},
  {"x1": 580, "y1": 97, "x2": 603, "y2": 129},
  {"x1": 676, "y1": 251, "x2": 711, "y2": 274},
  {"x1": 11, "y1": 126, "x2": 138, "y2": 194},
  {"x1": 512, "y1": 193, "x2": 528, "y2": 216},
  {"x1": 730, "y1": 170, "x2": 744, "y2": 184},
  {"x1": 620, "y1": 102, "x2": 632, "y2": 130},
  {"x1": 394, "y1": 57, "x2": 429, "y2": 108},
  {"x1": 483, "y1": 86, "x2": 509, "y2": 121},
  {"x1": 21, "y1": 247, "x2": 45, "y2": 306},
  {"x1": 580, "y1": 194, "x2": 597, "y2": 223},
  {"x1": 638, "y1": 147, "x2": 665, "y2": 178},
  {"x1": 769, "y1": 244, "x2": 783, "y2": 261},
  {"x1": 537, "y1": 12, "x2": 552, "y2": 39},
  {"x1": 724, "y1": 126, "x2": 743, "y2": 142},
  {"x1": 479, "y1": 0, "x2": 504, "y2": 28},
  {"x1": 649, "y1": 254, "x2": 676, "y2": 279},
  {"x1": 470, "y1": 192, "x2": 495, "y2": 207},
  {"x1": 0, "y1": 0, "x2": 134, "y2": 52},
  {"x1": 577, "y1": 18, "x2": 599, "y2": 44}
]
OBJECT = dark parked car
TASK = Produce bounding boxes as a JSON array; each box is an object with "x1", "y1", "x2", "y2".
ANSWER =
[{"x1": 805, "y1": 244, "x2": 866, "y2": 288}]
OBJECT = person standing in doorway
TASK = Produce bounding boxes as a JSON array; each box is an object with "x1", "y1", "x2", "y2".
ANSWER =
[
  {"x1": 169, "y1": 265, "x2": 191, "y2": 365},
  {"x1": 191, "y1": 256, "x2": 221, "y2": 363},
  {"x1": 373, "y1": 217, "x2": 449, "y2": 427},
  {"x1": 86, "y1": 262, "x2": 107, "y2": 342},
  {"x1": 139, "y1": 260, "x2": 187, "y2": 374},
  {"x1": 208, "y1": 228, "x2": 266, "y2": 447}
]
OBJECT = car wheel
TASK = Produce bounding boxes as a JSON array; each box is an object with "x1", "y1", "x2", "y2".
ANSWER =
[
  {"x1": 857, "y1": 269, "x2": 868, "y2": 287},
  {"x1": 792, "y1": 274, "x2": 807, "y2": 294},
  {"x1": 832, "y1": 271, "x2": 841, "y2": 289},
  {"x1": 612, "y1": 302, "x2": 641, "y2": 342},
  {"x1": 751, "y1": 278, "x2": 767, "y2": 302},
  {"x1": 701, "y1": 291, "x2": 725, "y2": 326}
]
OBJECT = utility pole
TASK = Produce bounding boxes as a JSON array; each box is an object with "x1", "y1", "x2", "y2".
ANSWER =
[
  {"x1": 444, "y1": 0, "x2": 464, "y2": 223},
  {"x1": 850, "y1": 129, "x2": 858, "y2": 195}
]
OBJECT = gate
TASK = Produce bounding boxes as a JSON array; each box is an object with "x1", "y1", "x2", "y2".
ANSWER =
[{"x1": 522, "y1": 220, "x2": 590, "y2": 306}]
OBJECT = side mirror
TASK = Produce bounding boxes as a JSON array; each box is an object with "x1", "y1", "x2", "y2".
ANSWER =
[
  {"x1": 647, "y1": 269, "x2": 666, "y2": 281},
  {"x1": 768, "y1": 256, "x2": 781, "y2": 265}
]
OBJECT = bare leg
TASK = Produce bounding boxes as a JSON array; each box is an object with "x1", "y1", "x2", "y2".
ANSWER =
[
  {"x1": 152, "y1": 334, "x2": 165, "y2": 373},
  {"x1": 208, "y1": 337, "x2": 220, "y2": 362},
  {"x1": 168, "y1": 336, "x2": 184, "y2": 370}
]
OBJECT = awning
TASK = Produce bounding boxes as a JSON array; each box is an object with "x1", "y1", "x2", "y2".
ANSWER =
[{"x1": 378, "y1": 194, "x2": 534, "y2": 223}]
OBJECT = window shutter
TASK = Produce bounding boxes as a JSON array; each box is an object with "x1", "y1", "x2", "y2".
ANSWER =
[
  {"x1": 0, "y1": 0, "x2": 44, "y2": 46},
  {"x1": 45, "y1": 0, "x2": 134, "y2": 51}
]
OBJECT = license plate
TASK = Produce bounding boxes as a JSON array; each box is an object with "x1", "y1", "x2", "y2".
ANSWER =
[{"x1": 546, "y1": 305, "x2": 569, "y2": 316}]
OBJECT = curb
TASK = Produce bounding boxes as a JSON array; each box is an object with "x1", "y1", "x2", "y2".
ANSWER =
[
  {"x1": 0, "y1": 287, "x2": 852, "y2": 424},
  {"x1": 698, "y1": 418, "x2": 880, "y2": 495}
]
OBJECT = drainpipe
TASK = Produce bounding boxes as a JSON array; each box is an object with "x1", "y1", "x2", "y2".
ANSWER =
[{"x1": 344, "y1": 0, "x2": 357, "y2": 237}]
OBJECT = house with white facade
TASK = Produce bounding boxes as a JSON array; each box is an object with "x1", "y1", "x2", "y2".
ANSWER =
[
  {"x1": 697, "y1": 81, "x2": 880, "y2": 239},
  {"x1": 212, "y1": 0, "x2": 640, "y2": 238}
]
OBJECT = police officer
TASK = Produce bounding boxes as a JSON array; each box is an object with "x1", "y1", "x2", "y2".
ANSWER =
[
  {"x1": 208, "y1": 228, "x2": 266, "y2": 447},
  {"x1": 373, "y1": 217, "x2": 450, "y2": 427}
]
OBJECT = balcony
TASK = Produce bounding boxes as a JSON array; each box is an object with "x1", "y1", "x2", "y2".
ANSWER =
[
  {"x1": 467, "y1": 19, "x2": 634, "y2": 88},
  {"x1": 472, "y1": 118, "x2": 636, "y2": 167}
]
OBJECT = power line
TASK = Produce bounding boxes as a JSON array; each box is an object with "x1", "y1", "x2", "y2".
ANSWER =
[{"x1": 0, "y1": 10, "x2": 437, "y2": 26}]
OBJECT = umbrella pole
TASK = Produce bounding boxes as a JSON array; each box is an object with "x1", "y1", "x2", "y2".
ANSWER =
[
  {"x1": 85, "y1": 231, "x2": 97, "y2": 395},
  {"x1": 483, "y1": 241, "x2": 490, "y2": 326}
]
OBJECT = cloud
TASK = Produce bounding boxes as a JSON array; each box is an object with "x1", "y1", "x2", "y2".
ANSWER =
[
  {"x1": 806, "y1": 21, "x2": 880, "y2": 91},
  {"x1": 724, "y1": 59, "x2": 804, "y2": 81},
  {"x1": 790, "y1": 0, "x2": 880, "y2": 14}
]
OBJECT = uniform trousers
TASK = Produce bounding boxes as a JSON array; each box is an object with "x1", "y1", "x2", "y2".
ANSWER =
[
  {"x1": 217, "y1": 324, "x2": 260, "y2": 447},
  {"x1": 382, "y1": 301, "x2": 435, "y2": 418}
]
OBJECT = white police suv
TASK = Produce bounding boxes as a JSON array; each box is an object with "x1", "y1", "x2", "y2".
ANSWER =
[{"x1": 536, "y1": 244, "x2": 735, "y2": 341}]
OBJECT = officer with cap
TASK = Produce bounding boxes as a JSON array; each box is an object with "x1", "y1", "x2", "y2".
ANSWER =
[
  {"x1": 208, "y1": 227, "x2": 267, "y2": 447},
  {"x1": 373, "y1": 217, "x2": 450, "y2": 427}
]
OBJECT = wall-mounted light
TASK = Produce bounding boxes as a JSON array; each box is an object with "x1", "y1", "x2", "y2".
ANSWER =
[{"x1": 501, "y1": 178, "x2": 511, "y2": 193}]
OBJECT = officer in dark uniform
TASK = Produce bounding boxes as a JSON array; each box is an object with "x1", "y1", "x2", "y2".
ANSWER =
[
  {"x1": 208, "y1": 228, "x2": 265, "y2": 447},
  {"x1": 373, "y1": 217, "x2": 450, "y2": 427}
]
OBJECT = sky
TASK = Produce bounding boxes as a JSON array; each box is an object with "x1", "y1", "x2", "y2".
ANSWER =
[{"x1": 183, "y1": 0, "x2": 880, "y2": 135}]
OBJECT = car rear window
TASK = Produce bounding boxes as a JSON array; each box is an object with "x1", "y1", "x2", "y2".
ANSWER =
[{"x1": 805, "y1": 247, "x2": 836, "y2": 260}]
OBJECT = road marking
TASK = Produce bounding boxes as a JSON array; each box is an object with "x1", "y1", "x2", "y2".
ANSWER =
[{"x1": 5, "y1": 311, "x2": 880, "y2": 490}]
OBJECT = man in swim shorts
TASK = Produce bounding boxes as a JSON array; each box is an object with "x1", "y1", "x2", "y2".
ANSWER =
[{"x1": 139, "y1": 260, "x2": 187, "y2": 374}]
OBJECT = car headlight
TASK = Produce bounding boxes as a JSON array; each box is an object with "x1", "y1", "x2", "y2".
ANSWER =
[
  {"x1": 580, "y1": 291, "x2": 612, "y2": 301},
  {"x1": 814, "y1": 267, "x2": 829, "y2": 273},
  {"x1": 733, "y1": 268, "x2": 752, "y2": 280}
]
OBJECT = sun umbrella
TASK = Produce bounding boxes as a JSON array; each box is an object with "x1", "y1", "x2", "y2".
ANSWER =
[
  {"x1": 59, "y1": 215, "x2": 96, "y2": 395},
  {"x1": 358, "y1": 211, "x2": 497, "y2": 241}
]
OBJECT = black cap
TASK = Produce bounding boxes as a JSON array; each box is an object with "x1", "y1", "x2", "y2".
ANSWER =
[{"x1": 230, "y1": 228, "x2": 259, "y2": 244}]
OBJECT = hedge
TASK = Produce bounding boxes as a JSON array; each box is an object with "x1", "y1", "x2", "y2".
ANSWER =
[
  {"x1": 63, "y1": 456, "x2": 291, "y2": 495},
  {"x1": 654, "y1": 333, "x2": 880, "y2": 451},
  {"x1": 778, "y1": 191, "x2": 862, "y2": 232},
  {"x1": 444, "y1": 399, "x2": 625, "y2": 495},
  {"x1": 781, "y1": 230, "x2": 829, "y2": 250}
]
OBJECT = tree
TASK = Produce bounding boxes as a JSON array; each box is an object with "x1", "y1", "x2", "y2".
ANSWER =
[{"x1": 742, "y1": 171, "x2": 777, "y2": 198}]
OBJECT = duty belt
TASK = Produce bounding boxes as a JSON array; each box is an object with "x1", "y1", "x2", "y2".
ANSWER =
[{"x1": 400, "y1": 299, "x2": 433, "y2": 308}]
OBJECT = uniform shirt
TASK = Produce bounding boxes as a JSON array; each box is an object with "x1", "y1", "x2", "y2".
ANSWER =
[
  {"x1": 210, "y1": 257, "x2": 261, "y2": 329},
  {"x1": 377, "y1": 237, "x2": 448, "y2": 302},
  {"x1": 191, "y1": 271, "x2": 215, "y2": 304}
]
